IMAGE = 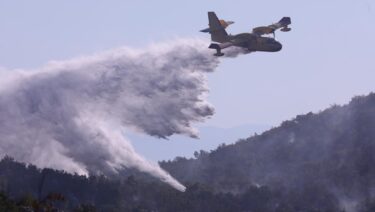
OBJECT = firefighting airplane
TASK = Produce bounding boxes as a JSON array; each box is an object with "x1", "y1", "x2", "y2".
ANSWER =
[{"x1": 201, "y1": 12, "x2": 291, "y2": 56}]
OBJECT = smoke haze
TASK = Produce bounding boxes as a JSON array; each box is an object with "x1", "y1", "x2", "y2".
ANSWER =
[{"x1": 0, "y1": 39, "x2": 246, "y2": 191}]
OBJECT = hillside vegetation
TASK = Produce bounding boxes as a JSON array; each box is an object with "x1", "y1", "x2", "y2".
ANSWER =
[
  {"x1": 2, "y1": 93, "x2": 375, "y2": 211},
  {"x1": 162, "y1": 93, "x2": 375, "y2": 211}
]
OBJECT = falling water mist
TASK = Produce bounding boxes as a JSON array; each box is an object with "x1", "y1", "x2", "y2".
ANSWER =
[{"x1": 0, "y1": 39, "x2": 245, "y2": 191}]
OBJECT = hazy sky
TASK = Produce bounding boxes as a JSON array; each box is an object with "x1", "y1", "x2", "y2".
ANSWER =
[{"x1": 1, "y1": 1, "x2": 374, "y2": 161}]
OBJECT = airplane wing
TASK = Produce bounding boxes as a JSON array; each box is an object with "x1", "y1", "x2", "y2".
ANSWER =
[
  {"x1": 252, "y1": 17, "x2": 291, "y2": 36},
  {"x1": 206, "y1": 12, "x2": 230, "y2": 43},
  {"x1": 200, "y1": 19, "x2": 234, "y2": 33}
]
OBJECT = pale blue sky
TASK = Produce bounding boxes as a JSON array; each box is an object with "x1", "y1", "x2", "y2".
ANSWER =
[
  {"x1": 1, "y1": 0, "x2": 374, "y2": 127},
  {"x1": 1, "y1": 1, "x2": 374, "y2": 160}
]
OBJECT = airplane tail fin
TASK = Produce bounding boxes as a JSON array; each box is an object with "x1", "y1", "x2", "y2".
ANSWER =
[
  {"x1": 207, "y1": 12, "x2": 230, "y2": 43},
  {"x1": 278, "y1": 17, "x2": 292, "y2": 32},
  {"x1": 278, "y1": 17, "x2": 291, "y2": 26}
]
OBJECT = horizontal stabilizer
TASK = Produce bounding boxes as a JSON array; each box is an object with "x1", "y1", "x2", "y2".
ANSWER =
[{"x1": 280, "y1": 27, "x2": 291, "y2": 32}]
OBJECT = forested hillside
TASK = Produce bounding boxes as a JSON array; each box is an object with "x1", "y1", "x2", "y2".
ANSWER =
[
  {"x1": 2, "y1": 93, "x2": 375, "y2": 211},
  {"x1": 162, "y1": 93, "x2": 375, "y2": 211},
  {"x1": 1, "y1": 156, "x2": 340, "y2": 211}
]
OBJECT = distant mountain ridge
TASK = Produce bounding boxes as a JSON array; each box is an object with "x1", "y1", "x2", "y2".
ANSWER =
[{"x1": 161, "y1": 93, "x2": 375, "y2": 211}]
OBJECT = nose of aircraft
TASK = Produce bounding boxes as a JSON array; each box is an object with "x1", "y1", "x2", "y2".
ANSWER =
[{"x1": 275, "y1": 41, "x2": 282, "y2": 51}]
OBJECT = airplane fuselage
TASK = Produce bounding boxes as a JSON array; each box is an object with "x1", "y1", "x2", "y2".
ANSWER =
[
  {"x1": 229, "y1": 33, "x2": 282, "y2": 52},
  {"x1": 203, "y1": 12, "x2": 290, "y2": 56}
]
